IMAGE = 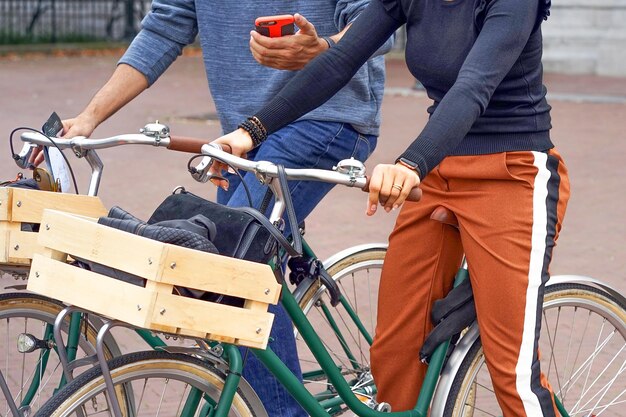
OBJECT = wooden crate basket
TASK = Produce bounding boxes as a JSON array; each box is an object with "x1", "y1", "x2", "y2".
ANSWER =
[
  {"x1": 27, "y1": 209, "x2": 281, "y2": 349},
  {"x1": 0, "y1": 188, "x2": 107, "y2": 270}
]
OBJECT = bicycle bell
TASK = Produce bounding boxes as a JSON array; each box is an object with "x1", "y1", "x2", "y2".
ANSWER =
[
  {"x1": 334, "y1": 158, "x2": 366, "y2": 178},
  {"x1": 140, "y1": 121, "x2": 170, "y2": 144}
]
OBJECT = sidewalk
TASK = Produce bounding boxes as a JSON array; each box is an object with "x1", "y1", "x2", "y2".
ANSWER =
[{"x1": 1, "y1": 53, "x2": 624, "y2": 297}]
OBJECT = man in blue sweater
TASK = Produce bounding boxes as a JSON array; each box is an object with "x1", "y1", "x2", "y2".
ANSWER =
[{"x1": 59, "y1": 2, "x2": 390, "y2": 416}]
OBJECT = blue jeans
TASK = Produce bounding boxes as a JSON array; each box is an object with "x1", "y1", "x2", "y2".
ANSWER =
[{"x1": 218, "y1": 120, "x2": 377, "y2": 417}]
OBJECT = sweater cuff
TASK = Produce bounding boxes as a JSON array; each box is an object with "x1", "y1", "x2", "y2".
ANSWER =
[
  {"x1": 253, "y1": 96, "x2": 299, "y2": 135},
  {"x1": 399, "y1": 134, "x2": 450, "y2": 179}
]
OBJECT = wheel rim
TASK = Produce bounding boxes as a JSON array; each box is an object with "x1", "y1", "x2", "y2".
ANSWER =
[
  {"x1": 0, "y1": 294, "x2": 100, "y2": 416},
  {"x1": 51, "y1": 357, "x2": 256, "y2": 417}
]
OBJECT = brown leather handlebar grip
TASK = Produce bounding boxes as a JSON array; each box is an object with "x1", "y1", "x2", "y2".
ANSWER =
[
  {"x1": 405, "y1": 187, "x2": 423, "y2": 202},
  {"x1": 167, "y1": 135, "x2": 210, "y2": 154}
]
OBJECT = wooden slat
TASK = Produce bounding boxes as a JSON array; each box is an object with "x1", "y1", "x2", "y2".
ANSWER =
[
  {"x1": 0, "y1": 222, "x2": 12, "y2": 263},
  {"x1": 0, "y1": 221, "x2": 21, "y2": 263},
  {"x1": 37, "y1": 210, "x2": 166, "y2": 281},
  {"x1": 10, "y1": 189, "x2": 107, "y2": 223},
  {"x1": 40, "y1": 210, "x2": 281, "y2": 304},
  {"x1": 27, "y1": 255, "x2": 156, "y2": 329},
  {"x1": 28, "y1": 255, "x2": 274, "y2": 348},
  {"x1": 161, "y1": 245, "x2": 281, "y2": 304},
  {"x1": 7, "y1": 229, "x2": 41, "y2": 263},
  {"x1": 0, "y1": 188, "x2": 10, "y2": 221},
  {"x1": 151, "y1": 292, "x2": 274, "y2": 349}
]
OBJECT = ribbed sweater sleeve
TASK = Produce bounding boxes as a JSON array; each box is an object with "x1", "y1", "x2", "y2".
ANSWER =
[
  {"x1": 254, "y1": 0, "x2": 402, "y2": 134},
  {"x1": 397, "y1": 0, "x2": 540, "y2": 177}
]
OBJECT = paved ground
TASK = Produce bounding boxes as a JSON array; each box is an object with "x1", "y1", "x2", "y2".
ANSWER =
[{"x1": 1, "y1": 52, "x2": 624, "y2": 294}]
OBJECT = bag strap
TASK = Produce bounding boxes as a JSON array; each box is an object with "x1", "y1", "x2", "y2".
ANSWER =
[
  {"x1": 237, "y1": 206, "x2": 301, "y2": 257},
  {"x1": 277, "y1": 164, "x2": 303, "y2": 255},
  {"x1": 242, "y1": 164, "x2": 303, "y2": 258}
]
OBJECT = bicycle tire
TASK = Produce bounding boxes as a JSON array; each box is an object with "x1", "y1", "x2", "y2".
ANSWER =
[
  {"x1": 296, "y1": 246, "x2": 385, "y2": 411},
  {"x1": 443, "y1": 283, "x2": 626, "y2": 417},
  {"x1": 0, "y1": 292, "x2": 116, "y2": 416},
  {"x1": 34, "y1": 350, "x2": 264, "y2": 417}
]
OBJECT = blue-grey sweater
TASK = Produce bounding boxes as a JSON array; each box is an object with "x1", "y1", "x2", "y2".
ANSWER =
[
  {"x1": 256, "y1": 0, "x2": 554, "y2": 177},
  {"x1": 119, "y1": 0, "x2": 390, "y2": 136}
]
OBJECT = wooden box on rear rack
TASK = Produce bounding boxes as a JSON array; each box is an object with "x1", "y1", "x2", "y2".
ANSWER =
[
  {"x1": 0, "y1": 188, "x2": 107, "y2": 273},
  {"x1": 27, "y1": 209, "x2": 281, "y2": 349}
]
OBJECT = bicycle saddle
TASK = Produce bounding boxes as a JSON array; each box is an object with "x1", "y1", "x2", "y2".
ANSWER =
[{"x1": 430, "y1": 206, "x2": 459, "y2": 228}]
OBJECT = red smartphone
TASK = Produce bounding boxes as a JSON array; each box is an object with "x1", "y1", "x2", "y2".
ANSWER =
[{"x1": 255, "y1": 15, "x2": 295, "y2": 38}]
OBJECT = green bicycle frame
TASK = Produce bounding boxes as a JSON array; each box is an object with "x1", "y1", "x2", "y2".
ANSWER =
[{"x1": 244, "y1": 263, "x2": 569, "y2": 417}]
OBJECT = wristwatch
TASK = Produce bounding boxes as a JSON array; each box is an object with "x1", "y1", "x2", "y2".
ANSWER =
[{"x1": 395, "y1": 157, "x2": 421, "y2": 177}]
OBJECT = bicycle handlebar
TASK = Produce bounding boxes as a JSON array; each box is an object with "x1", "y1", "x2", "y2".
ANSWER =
[
  {"x1": 194, "y1": 144, "x2": 421, "y2": 224},
  {"x1": 196, "y1": 143, "x2": 370, "y2": 224},
  {"x1": 15, "y1": 122, "x2": 211, "y2": 196},
  {"x1": 197, "y1": 144, "x2": 422, "y2": 200},
  {"x1": 199, "y1": 144, "x2": 369, "y2": 189},
  {"x1": 18, "y1": 132, "x2": 208, "y2": 155}
]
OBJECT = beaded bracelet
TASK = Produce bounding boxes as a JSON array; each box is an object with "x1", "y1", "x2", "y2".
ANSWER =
[
  {"x1": 238, "y1": 116, "x2": 268, "y2": 148},
  {"x1": 249, "y1": 116, "x2": 267, "y2": 137}
]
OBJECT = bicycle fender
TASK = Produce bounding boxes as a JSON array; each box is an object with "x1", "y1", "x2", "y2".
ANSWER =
[
  {"x1": 430, "y1": 322, "x2": 480, "y2": 416},
  {"x1": 322, "y1": 243, "x2": 388, "y2": 270},
  {"x1": 548, "y1": 274, "x2": 626, "y2": 306},
  {"x1": 155, "y1": 346, "x2": 269, "y2": 417}
]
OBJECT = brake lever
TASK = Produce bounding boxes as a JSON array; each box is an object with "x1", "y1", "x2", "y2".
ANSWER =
[
  {"x1": 190, "y1": 154, "x2": 214, "y2": 183},
  {"x1": 190, "y1": 143, "x2": 231, "y2": 184},
  {"x1": 14, "y1": 143, "x2": 37, "y2": 169}
]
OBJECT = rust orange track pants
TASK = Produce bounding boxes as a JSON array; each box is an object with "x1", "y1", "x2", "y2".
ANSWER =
[{"x1": 370, "y1": 150, "x2": 570, "y2": 417}]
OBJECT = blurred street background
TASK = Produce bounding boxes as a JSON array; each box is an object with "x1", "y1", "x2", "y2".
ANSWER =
[{"x1": 1, "y1": 1, "x2": 625, "y2": 307}]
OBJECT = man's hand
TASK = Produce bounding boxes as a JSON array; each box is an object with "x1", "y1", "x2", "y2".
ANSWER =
[
  {"x1": 365, "y1": 163, "x2": 421, "y2": 216},
  {"x1": 61, "y1": 114, "x2": 98, "y2": 139},
  {"x1": 28, "y1": 114, "x2": 98, "y2": 167},
  {"x1": 250, "y1": 13, "x2": 328, "y2": 70}
]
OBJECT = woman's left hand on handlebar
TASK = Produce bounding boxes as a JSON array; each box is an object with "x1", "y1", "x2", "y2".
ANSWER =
[
  {"x1": 209, "y1": 128, "x2": 255, "y2": 190},
  {"x1": 366, "y1": 163, "x2": 421, "y2": 216}
]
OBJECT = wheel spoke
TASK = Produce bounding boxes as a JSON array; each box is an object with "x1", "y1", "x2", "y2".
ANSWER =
[{"x1": 445, "y1": 284, "x2": 626, "y2": 417}]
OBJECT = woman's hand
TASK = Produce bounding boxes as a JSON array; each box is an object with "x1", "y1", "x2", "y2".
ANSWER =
[
  {"x1": 208, "y1": 128, "x2": 255, "y2": 190},
  {"x1": 366, "y1": 163, "x2": 421, "y2": 216}
]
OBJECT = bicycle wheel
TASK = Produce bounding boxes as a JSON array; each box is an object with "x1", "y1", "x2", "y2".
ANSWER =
[
  {"x1": 444, "y1": 283, "x2": 626, "y2": 417},
  {"x1": 0, "y1": 292, "x2": 114, "y2": 416},
  {"x1": 34, "y1": 350, "x2": 264, "y2": 417},
  {"x1": 296, "y1": 245, "x2": 385, "y2": 410}
]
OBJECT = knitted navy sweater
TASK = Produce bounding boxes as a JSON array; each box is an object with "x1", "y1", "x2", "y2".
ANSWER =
[{"x1": 256, "y1": 0, "x2": 554, "y2": 177}]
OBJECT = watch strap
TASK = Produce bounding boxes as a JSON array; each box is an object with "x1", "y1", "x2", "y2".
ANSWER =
[{"x1": 396, "y1": 157, "x2": 421, "y2": 177}]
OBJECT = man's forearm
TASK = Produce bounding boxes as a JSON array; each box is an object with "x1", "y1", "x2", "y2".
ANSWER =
[{"x1": 80, "y1": 64, "x2": 149, "y2": 127}]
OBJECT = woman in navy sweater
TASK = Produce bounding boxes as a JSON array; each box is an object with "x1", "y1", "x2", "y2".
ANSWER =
[{"x1": 214, "y1": 0, "x2": 568, "y2": 415}]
